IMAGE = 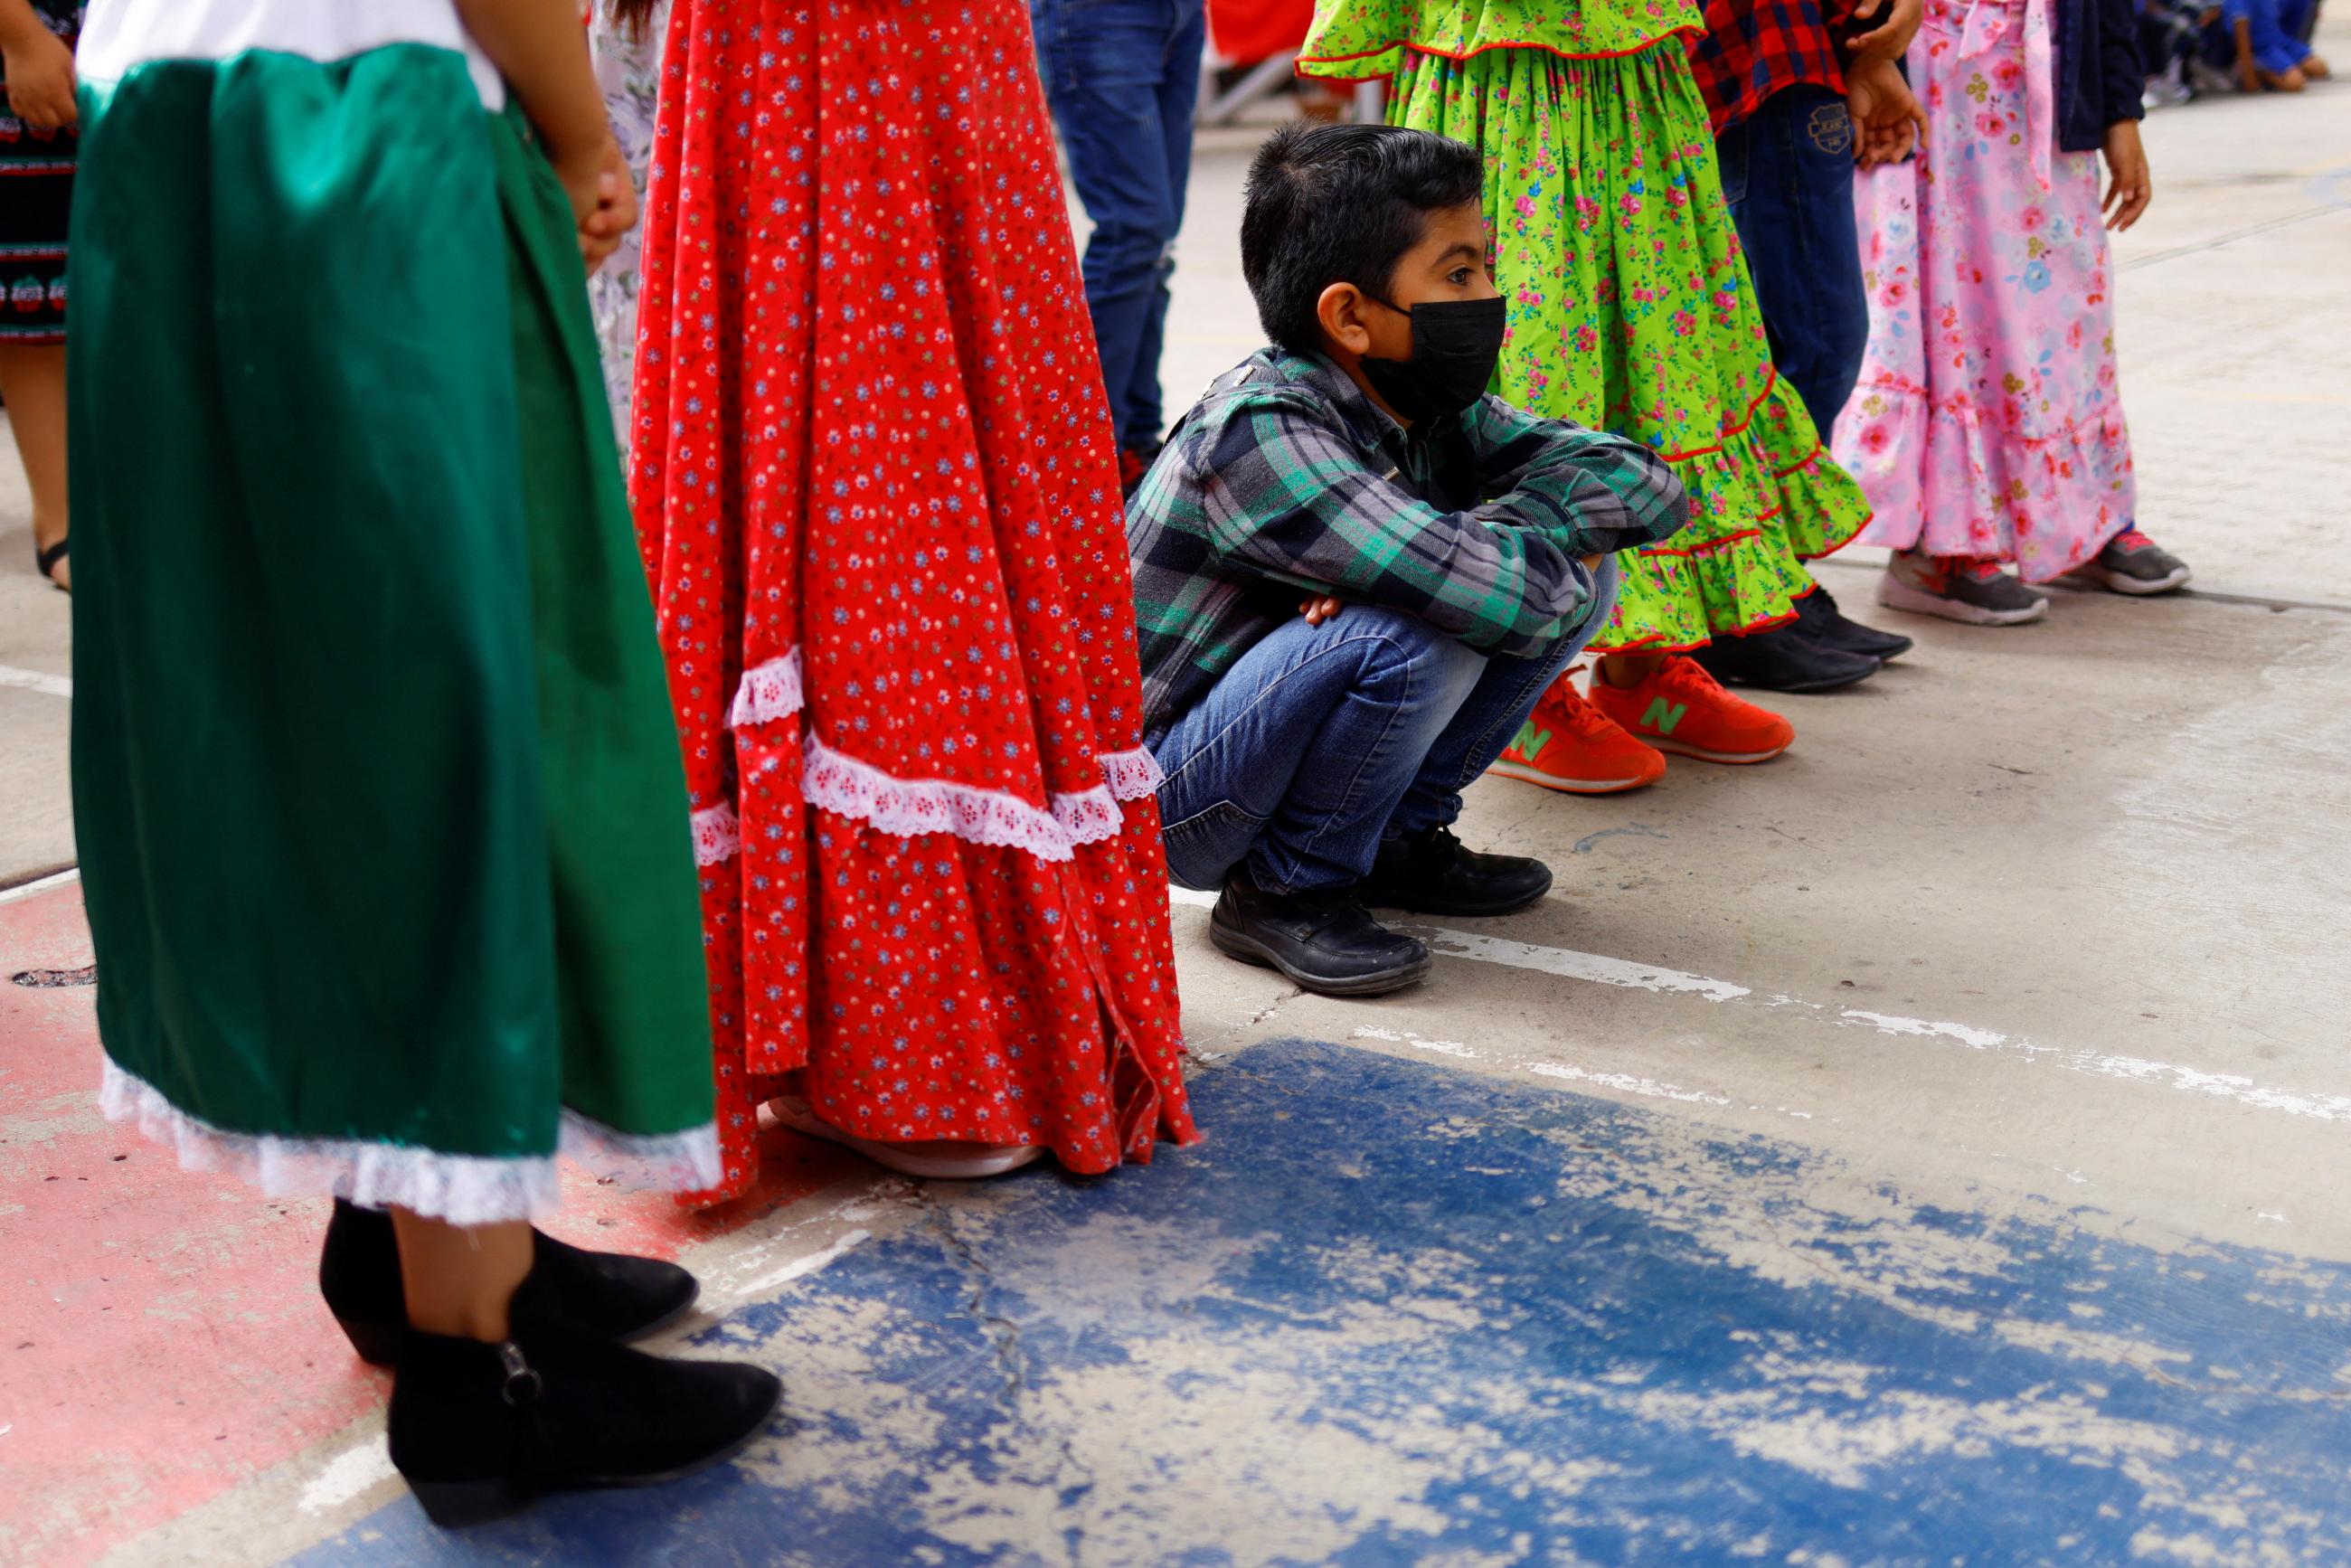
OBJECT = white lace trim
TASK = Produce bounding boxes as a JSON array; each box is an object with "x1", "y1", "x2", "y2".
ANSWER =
[
  {"x1": 704, "y1": 646, "x2": 1166, "y2": 865},
  {"x1": 1097, "y1": 745, "x2": 1164, "y2": 801},
  {"x1": 691, "y1": 803, "x2": 740, "y2": 866},
  {"x1": 99, "y1": 1059, "x2": 722, "y2": 1225},
  {"x1": 803, "y1": 732, "x2": 1106, "y2": 863},
  {"x1": 728, "y1": 649, "x2": 807, "y2": 729}
]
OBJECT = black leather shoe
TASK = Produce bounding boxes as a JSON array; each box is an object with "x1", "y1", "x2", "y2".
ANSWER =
[
  {"x1": 321, "y1": 1200, "x2": 699, "y2": 1366},
  {"x1": 388, "y1": 1272, "x2": 781, "y2": 1527},
  {"x1": 1359, "y1": 826, "x2": 1552, "y2": 917},
  {"x1": 1794, "y1": 584, "x2": 1914, "y2": 662},
  {"x1": 1690, "y1": 623, "x2": 1881, "y2": 693},
  {"x1": 1207, "y1": 873, "x2": 1432, "y2": 997}
]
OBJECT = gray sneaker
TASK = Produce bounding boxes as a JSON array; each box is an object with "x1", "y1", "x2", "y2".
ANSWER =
[
  {"x1": 1878, "y1": 551, "x2": 2048, "y2": 626},
  {"x1": 2067, "y1": 527, "x2": 2193, "y2": 595}
]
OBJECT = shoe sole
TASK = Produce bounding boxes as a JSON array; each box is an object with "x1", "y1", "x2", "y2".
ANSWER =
[
  {"x1": 407, "y1": 1379, "x2": 787, "y2": 1528},
  {"x1": 1641, "y1": 736, "x2": 1789, "y2": 765},
  {"x1": 1706, "y1": 660, "x2": 1882, "y2": 694},
  {"x1": 2065, "y1": 562, "x2": 2193, "y2": 596},
  {"x1": 1877, "y1": 575, "x2": 2048, "y2": 626},
  {"x1": 769, "y1": 1098, "x2": 1046, "y2": 1180},
  {"x1": 1207, "y1": 919, "x2": 1433, "y2": 997},
  {"x1": 1484, "y1": 760, "x2": 1660, "y2": 795},
  {"x1": 1822, "y1": 642, "x2": 1911, "y2": 665}
]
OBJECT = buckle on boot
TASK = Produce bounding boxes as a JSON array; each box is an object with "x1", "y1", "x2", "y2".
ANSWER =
[{"x1": 497, "y1": 1342, "x2": 543, "y2": 1406}]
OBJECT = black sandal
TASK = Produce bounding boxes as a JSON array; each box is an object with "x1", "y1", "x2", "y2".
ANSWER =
[{"x1": 33, "y1": 536, "x2": 65, "y2": 592}]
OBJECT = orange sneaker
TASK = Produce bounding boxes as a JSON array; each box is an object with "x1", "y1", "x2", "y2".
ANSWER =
[
  {"x1": 1588, "y1": 654, "x2": 1794, "y2": 764},
  {"x1": 1485, "y1": 670, "x2": 1667, "y2": 794}
]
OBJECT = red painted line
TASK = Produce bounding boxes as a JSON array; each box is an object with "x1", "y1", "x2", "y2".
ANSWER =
[{"x1": 0, "y1": 883, "x2": 837, "y2": 1566}]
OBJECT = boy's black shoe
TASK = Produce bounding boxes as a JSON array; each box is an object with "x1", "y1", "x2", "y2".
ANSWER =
[
  {"x1": 1208, "y1": 873, "x2": 1432, "y2": 997},
  {"x1": 1792, "y1": 585, "x2": 1913, "y2": 662},
  {"x1": 387, "y1": 1272, "x2": 781, "y2": 1528},
  {"x1": 1689, "y1": 624, "x2": 1880, "y2": 693},
  {"x1": 1358, "y1": 826, "x2": 1552, "y2": 917},
  {"x1": 321, "y1": 1199, "x2": 698, "y2": 1366}
]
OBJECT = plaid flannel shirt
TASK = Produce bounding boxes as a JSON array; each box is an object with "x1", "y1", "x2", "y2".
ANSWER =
[
  {"x1": 1128, "y1": 349, "x2": 1688, "y2": 745},
  {"x1": 1684, "y1": 0, "x2": 1853, "y2": 134}
]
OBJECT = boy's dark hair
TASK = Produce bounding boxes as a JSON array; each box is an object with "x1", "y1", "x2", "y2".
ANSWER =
[{"x1": 1240, "y1": 122, "x2": 1486, "y2": 354}]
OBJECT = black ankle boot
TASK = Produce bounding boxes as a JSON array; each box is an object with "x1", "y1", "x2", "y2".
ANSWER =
[
  {"x1": 1689, "y1": 623, "x2": 1881, "y2": 693},
  {"x1": 387, "y1": 1273, "x2": 782, "y2": 1527},
  {"x1": 1358, "y1": 826, "x2": 1553, "y2": 917},
  {"x1": 1208, "y1": 872, "x2": 1431, "y2": 997},
  {"x1": 321, "y1": 1200, "x2": 699, "y2": 1365}
]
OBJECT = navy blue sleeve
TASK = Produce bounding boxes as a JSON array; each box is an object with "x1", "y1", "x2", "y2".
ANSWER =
[{"x1": 2101, "y1": 0, "x2": 2148, "y2": 126}]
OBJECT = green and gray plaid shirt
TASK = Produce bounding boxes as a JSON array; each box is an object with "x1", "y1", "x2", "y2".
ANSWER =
[{"x1": 1128, "y1": 348, "x2": 1688, "y2": 743}]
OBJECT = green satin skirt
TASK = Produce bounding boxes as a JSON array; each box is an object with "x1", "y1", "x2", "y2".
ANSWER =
[{"x1": 68, "y1": 45, "x2": 717, "y2": 1219}]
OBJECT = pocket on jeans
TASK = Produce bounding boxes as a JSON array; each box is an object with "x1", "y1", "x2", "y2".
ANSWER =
[{"x1": 1161, "y1": 798, "x2": 1269, "y2": 892}]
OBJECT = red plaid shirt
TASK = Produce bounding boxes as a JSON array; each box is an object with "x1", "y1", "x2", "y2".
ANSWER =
[{"x1": 1683, "y1": 0, "x2": 1853, "y2": 134}]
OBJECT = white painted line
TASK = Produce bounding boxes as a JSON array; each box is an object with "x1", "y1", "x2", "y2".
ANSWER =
[
  {"x1": 1355, "y1": 1025, "x2": 1751, "y2": 1110},
  {"x1": 1525, "y1": 1062, "x2": 1734, "y2": 1106},
  {"x1": 1169, "y1": 891, "x2": 2351, "y2": 1125},
  {"x1": 0, "y1": 662, "x2": 70, "y2": 698},
  {"x1": 1414, "y1": 926, "x2": 1752, "y2": 1003},
  {"x1": 296, "y1": 1442, "x2": 396, "y2": 1516},
  {"x1": 1351, "y1": 1025, "x2": 1476, "y2": 1059},
  {"x1": 0, "y1": 866, "x2": 78, "y2": 905},
  {"x1": 731, "y1": 1227, "x2": 872, "y2": 1296}
]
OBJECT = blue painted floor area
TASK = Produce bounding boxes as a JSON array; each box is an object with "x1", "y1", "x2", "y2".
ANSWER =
[{"x1": 299, "y1": 1039, "x2": 2351, "y2": 1565}]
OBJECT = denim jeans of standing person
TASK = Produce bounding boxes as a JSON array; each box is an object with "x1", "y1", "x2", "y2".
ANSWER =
[
  {"x1": 1031, "y1": 0, "x2": 1207, "y2": 456},
  {"x1": 1154, "y1": 561, "x2": 1619, "y2": 894},
  {"x1": 1716, "y1": 85, "x2": 1870, "y2": 431}
]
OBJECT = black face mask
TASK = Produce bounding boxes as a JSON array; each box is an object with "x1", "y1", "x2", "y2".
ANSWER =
[{"x1": 1357, "y1": 295, "x2": 1506, "y2": 426}]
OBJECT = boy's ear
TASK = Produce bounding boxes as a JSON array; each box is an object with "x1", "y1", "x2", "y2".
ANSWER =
[{"x1": 1315, "y1": 281, "x2": 1376, "y2": 359}]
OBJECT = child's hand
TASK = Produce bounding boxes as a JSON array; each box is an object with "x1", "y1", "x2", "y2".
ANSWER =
[
  {"x1": 2101, "y1": 120, "x2": 2152, "y2": 231},
  {"x1": 555, "y1": 137, "x2": 637, "y2": 275},
  {"x1": 3, "y1": 24, "x2": 77, "y2": 131},
  {"x1": 1847, "y1": 0, "x2": 1925, "y2": 61},
  {"x1": 1300, "y1": 594, "x2": 1344, "y2": 627},
  {"x1": 1846, "y1": 57, "x2": 1927, "y2": 168}
]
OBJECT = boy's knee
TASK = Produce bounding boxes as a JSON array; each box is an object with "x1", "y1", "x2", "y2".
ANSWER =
[{"x1": 1344, "y1": 608, "x2": 1487, "y2": 704}]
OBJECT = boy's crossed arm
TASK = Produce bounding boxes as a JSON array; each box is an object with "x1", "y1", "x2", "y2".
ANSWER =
[{"x1": 1201, "y1": 393, "x2": 1688, "y2": 656}]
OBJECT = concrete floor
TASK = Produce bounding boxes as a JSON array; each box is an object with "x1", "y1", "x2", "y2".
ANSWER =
[{"x1": 5, "y1": 31, "x2": 2350, "y2": 1567}]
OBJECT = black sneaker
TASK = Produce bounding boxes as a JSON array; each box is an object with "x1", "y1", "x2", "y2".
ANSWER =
[
  {"x1": 1689, "y1": 622, "x2": 1881, "y2": 693},
  {"x1": 1358, "y1": 826, "x2": 1552, "y2": 917},
  {"x1": 1878, "y1": 552, "x2": 2047, "y2": 625},
  {"x1": 2066, "y1": 527, "x2": 2192, "y2": 595},
  {"x1": 1208, "y1": 873, "x2": 1432, "y2": 997},
  {"x1": 1792, "y1": 583, "x2": 1913, "y2": 662}
]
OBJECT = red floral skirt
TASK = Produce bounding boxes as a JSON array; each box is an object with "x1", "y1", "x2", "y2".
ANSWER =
[{"x1": 633, "y1": 0, "x2": 1197, "y2": 1203}]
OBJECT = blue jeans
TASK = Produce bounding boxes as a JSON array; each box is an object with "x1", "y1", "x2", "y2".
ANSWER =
[
  {"x1": 1717, "y1": 87, "x2": 1870, "y2": 433},
  {"x1": 1031, "y1": 0, "x2": 1206, "y2": 451},
  {"x1": 1153, "y1": 562, "x2": 1619, "y2": 894}
]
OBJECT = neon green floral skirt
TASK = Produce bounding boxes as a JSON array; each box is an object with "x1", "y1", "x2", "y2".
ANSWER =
[{"x1": 1372, "y1": 39, "x2": 1872, "y2": 650}]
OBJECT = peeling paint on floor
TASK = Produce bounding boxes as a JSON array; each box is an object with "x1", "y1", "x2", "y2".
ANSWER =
[{"x1": 293, "y1": 1039, "x2": 2351, "y2": 1567}]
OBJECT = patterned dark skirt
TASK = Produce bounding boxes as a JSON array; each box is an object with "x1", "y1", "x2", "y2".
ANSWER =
[{"x1": 0, "y1": 10, "x2": 79, "y2": 345}]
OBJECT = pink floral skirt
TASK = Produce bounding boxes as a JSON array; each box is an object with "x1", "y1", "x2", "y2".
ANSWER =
[{"x1": 1832, "y1": 0, "x2": 2137, "y2": 581}]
